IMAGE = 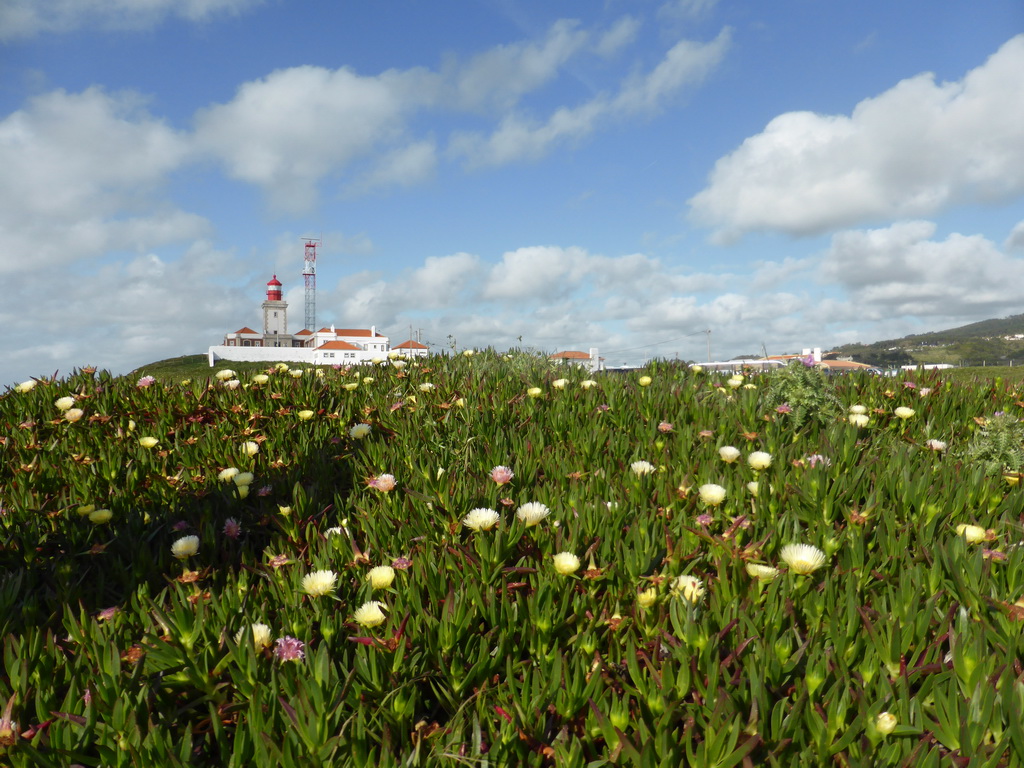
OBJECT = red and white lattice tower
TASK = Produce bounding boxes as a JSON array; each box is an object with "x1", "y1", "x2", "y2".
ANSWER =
[{"x1": 302, "y1": 238, "x2": 319, "y2": 332}]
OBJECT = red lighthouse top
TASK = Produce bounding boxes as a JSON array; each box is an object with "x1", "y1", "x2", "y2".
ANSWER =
[{"x1": 266, "y1": 275, "x2": 282, "y2": 301}]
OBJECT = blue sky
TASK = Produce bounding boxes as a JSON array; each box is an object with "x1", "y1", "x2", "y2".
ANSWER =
[{"x1": 2, "y1": 0, "x2": 1023, "y2": 383}]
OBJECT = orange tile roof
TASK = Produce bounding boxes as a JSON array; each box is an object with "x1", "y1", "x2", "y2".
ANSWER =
[
  {"x1": 295, "y1": 329, "x2": 312, "y2": 336},
  {"x1": 317, "y1": 340, "x2": 362, "y2": 351},
  {"x1": 550, "y1": 350, "x2": 591, "y2": 360},
  {"x1": 393, "y1": 340, "x2": 429, "y2": 349},
  {"x1": 233, "y1": 327, "x2": 259, "y2": 335}
]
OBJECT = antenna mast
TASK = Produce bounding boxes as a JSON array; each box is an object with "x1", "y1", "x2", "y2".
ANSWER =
[{"x1": 301, "y1": 237, "x2": 320, "y2": 332}]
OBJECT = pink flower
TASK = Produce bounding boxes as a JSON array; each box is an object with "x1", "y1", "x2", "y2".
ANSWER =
[
  {"x1": 96, "y1": 606, "x2": 119, "y2": 622},
  {"x1": 490, "y1": 466, "x2": 514, "y2": 485},
  {"x1": 775, "y1": 403, "x2": 792, "y2": 414},
  {"x1": 695, "y1": 513, "x2": 713, "y2": 526},
  {"x1": 257, "y1": 485, "x2": 272, "y2": 497},
  {"x1": 136, "y1": 375, "x2": 156, "y2": 388},
  {"x1": 368, "y1": 474, "x2": 396, "y2": 492},
  {"x1": 806, "y1": 454, "x2": 832, "y2": 468},
  {"x1": 392, "y1": 556, "x2": 413, "y2": 570},
  {"x1": 657, "y1": 421, "x2": 674, "y2": 433},
  {"x1": 223, "y1": 518, "x2": 242, "y2": 539},
  {"x1": 273, "y1": 636, "x2": 305, "y2": 662},
  {"x1": 82, "y1": 688, "x2": 92, "y2": 705},
  {"x1": 172, "y1": 520, "x2": 189, "y2": 532}
]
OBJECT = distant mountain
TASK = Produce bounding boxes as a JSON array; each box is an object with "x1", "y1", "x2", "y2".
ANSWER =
[{"x1": 829, "y1": 314, "x2": 1024, "y2": 367}]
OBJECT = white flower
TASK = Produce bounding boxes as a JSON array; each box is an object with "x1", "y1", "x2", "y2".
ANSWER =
[
  {"x1": 302, "y1": 570, "x2": 338, "y2": 596},
  {"x1": 516, "y1": 501, "x2": 551, "y2": 527},
  {"x1": 233, "y1": 472, "x2": 254, "y2": 487},
  {"x1": 366, "y1": 566, "x2": 395, "y2": 590},
  {"x1": 747, "y1": 451, "x2": 772, "y2": 470},
  {"x1": 392, "y1": 360, "x2": 407, "y2": 370},
  {"x1": 719, "y1": 446, "x2": 741, "y2": 463},
  {"x1": 138, "y1": 436, "x2": 159, "y2": 449},
  {"x1": 630, "y1": 460, "x2": 656, "y2": 476},
  {"x1": 223, "y1": 379, "x2": 241, "y2": 390},
  {"x1": 691, "y1": 365, "x2": 703, "y2": 373},
  {"x1": 744, "y1": 563, "x2": 779, "y2": 582},
  {"x1": 234, "y1": 623, "x2": 273, "y2": 650},
  {"x1": 55, "y1": 396, "x2": 75, "y2": 411},
  {"x1": 289, "y1": 370, "x2": 303, "y2": 378},
  {"x1": 552, "y1": 378, "x2": 568, "y2": 390},
  {"x1": 462, "y1": 508, "x2": 501, "y2": 531},
  {"x1": 636, "y1": 588, "x2": 658, "y2": 608},
  {"x1": 252, "y1": 374, "x2": 270, "y2": 384},
  {"x1": 64, "y1": 408, "x2": 85, "y2": 423},
  {"x1": 552, "y1": 552, "x2": 580, "y2": 575},
  {"x1": 171, "y1": 535, "x2": 200, "y2": 559},
  {"x1": 218, "y1": 467, "x2": 240, "y2": 482},
  {"x1": 925, "y1": 439, "x2": 947, "y2": 452},
  {"x1": 727, "y1": 376, "x2": 743, "y2": 389},
  {"x1": 215, "y1": 369, "x2": 236, "y2": 381},
  {"x1": 419, "y1": 382, "x2": 435, "y2": 392},
  {"x1": 698, "y1": 483, "x2": 726, "y2": 506},
  {"x1": 15, "y1": 379, "x2": 37, "y2": 393},
  {"x1": 848, "y1": 414, "x2": 870, "y2": 427},
  {"x1": 297, "y1": 410, "x2": 314, "y2": 420},
  {"x1": 241, "y1": 441, "x2": 259, "y2": 456},
  {"x1": 354, "y1": 600, "x2": 387, "y2": 627},
  {"x1": 746, "y1": 481, "x2": 759, "y2": 496},
  {"x1": 670, "y1": 574, "x2": 705, "y2": 604},
  {"x1": 580, "y1": 380, "x2": 597, "y2": 389},
  {"x1": 349, "y1": 423, "x2": 372, "y2": 439},
  {"x1": 780, "y1": 543, "x2": 828, "y2": 575},
  {"x1": 894, "y1": 406, "x2": 915, "y2": 420},
  {"x1": 848, "y1": 404, "x2": 867, "y2": 415}
]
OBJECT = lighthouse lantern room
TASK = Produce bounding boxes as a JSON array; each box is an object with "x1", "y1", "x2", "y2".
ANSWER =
[{"x1": 262, "y1": 274, "x2": 288, "y2": 338}]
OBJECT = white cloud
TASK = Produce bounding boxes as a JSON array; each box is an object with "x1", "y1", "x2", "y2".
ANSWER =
[
  {"x1": 0, "y1": 87, "x2": 205, "y2": 273},
  {"x1": 348, "y1": 140, "x2": 438, "y2": 195},
  {"x1": 820, "y1": 220, "x2": 1024, "y2": 318},
  {"x1": 689, "y1": 34, "x2": 1024, "y2": 241},
  {"x1": 1005, "y1": 221, "x2": 1024, "y2": 252},
  {"x1": 193, "y1": 65, "x2": 438, "y2": 213},
  {"x1": 449, "y1": 29, "x2": 730, "y2": 168},
  {"x1": 0, "y1": 0, "x2": 264, "y2": 40},
  {"x1": 595, "y1": 16, "x2": 641, "y2": 58},
  {"x1": 446, "y1": 19, "x2": 589, "y2": 112}
]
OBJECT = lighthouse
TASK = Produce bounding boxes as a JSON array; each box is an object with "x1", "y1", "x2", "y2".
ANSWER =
[{"x1": 262, "y1": 275, "x2": 288, "y2": 341}]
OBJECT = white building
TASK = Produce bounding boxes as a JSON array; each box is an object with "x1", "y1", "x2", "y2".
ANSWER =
[{"x1": 209, "y1": 276, "x2": 423, "y2": 367}]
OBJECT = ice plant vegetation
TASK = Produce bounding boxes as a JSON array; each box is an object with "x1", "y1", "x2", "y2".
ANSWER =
[{"x1": 3, "y1": 354, "x2": 1023, "y2": 765}]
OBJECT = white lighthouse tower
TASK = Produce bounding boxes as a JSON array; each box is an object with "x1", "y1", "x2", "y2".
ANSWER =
[{"x1": 262, "y1": 275, "x2": 288, "y2": 342}]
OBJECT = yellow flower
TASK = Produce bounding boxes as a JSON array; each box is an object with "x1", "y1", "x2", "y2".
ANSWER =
[
  {"x1": 354, "y1": 600, "x2": 387, "y2": 627},
  {"x1": 344, "y1": 382, "x2": 359, "y2": 391},
  {"x1": 848, "y1": 414, "x2": 869, "y2": 427},
  {"x1": 215, "y1": 369, "x2": 236, "y2": 381},
  {"x1": 746, "y1": 481, "x2": 759, "y2": 496},
  {"x1": 139, "y1": 436, "x2": 159, "y2": 449},
  {"x1": 64, "y1": 408, "x2": 85, "y2": 423},
  {"x1": 88, "y1": 509, "x2": 112, "y2": 524},
  {"x1": 289, "y1": 370, "x2": 303, "y2": 378},
  {"x1": 747, "y1": 451, "x2": 772, "y2": 470},
  {"x1": 744, "y1": 562, "x2": 779, "y2": 582},
  {"x1": 698, "y1": 483, "x2": 726, "y2": 506},
  {"x1": 552, "y1": 378, "x2": 568, "y2": 390},
  {"x1": 275, "y1": 363, "x2": 289, "y2": 372},
  {"x1": 252, "y1": 374, "x2": 269, "y2": 384},
  {"x1": 302, "y1": 569, "x2": 338, "y2": 596},
  {"x1": 956, "y1": 523, "x2": 989, "y2": 543},
  {"x1": 366, "y1": 566, "x2": 396, "y2": 590},
  {"x1": 690, "y1": 365, "x2": 703, "y2": 373},
  {"x1": 55, "y1": 396, "x2": 75, "y2": 411},
  {"x1": 237, "y1": 484, "x2": 250, "y2": 499},
  {"x1": 277, "y1": 505, "x2": 292, "y2": 516},
  {"x1": 552, "y1": 552, "x2": 580, "y2": 575},
  {"x1": 234, "y1": 623, "x2": 272, "y2": 651},
  {"x1": 218, "y1": 467, "x2": 240, "y2": 482},
  {"x1": 349, "y1": 423, "x2": 372, "y2": 439},
  {"x1": 638, "y1": 376, "x2": 652, "y2": 387},
  {"x1": 419, "y1": 382, "x2": 435, "y2": 392},
  {"x1": 636, "y1": 587, "x2": 658, "y2": 608},
  {"x1": 670, "y1": 574, "x2": 705, "y2": 604},
  {"x1": 75, "y1": 504, "x2": 96, "y2": 517},
  {"x1": 526, "y1": 386, "x2": 543, "y2": 398},
  {"x1": 15, "y1": 379, "x2": 37, "y2": 393},
  {"x1": 171, "y1": 535, "x2": 199, "y2": 559},
  {"x1": 894, "y1": 406, "x2": 915, "y2": 420},
  {"x1": 719, "y1": 446, "x2": 741, "y2": 463},
  {"x1": 233, "y1": 472, "x2": 254, "y2": 487},
  {"x1": 580, "y1": 380, "x2": 597, "y2": 389},
  {"x1": 297, "y1": 410, "x2": 314, "y2": 420},
  {"x1": 780, "y1": 543, "x2": 828, "y2": 574},
  {"x1": 875, "y1": 712, "x2": 898, "y2": 736}
]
